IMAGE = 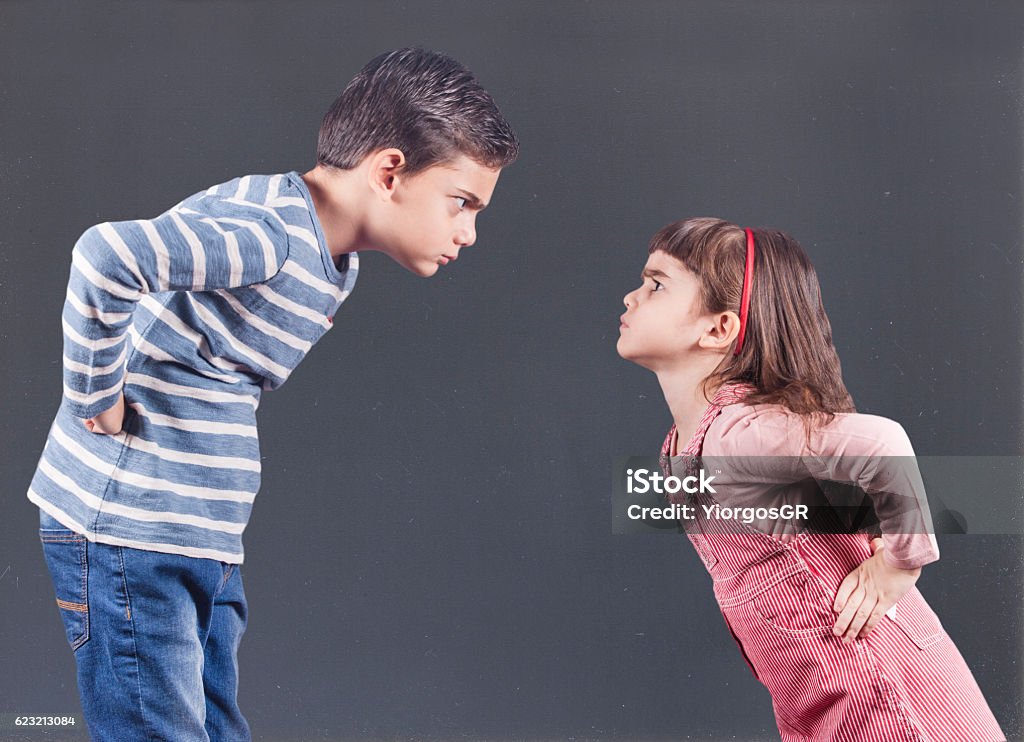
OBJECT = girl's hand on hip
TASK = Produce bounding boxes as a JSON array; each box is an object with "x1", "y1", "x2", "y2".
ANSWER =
[
  {"x1": 831, "y1": 537, "x2": 920, "y2": 643},
  {"x1": 83, "y1": 391, "x2": 125, "y2": 435}
]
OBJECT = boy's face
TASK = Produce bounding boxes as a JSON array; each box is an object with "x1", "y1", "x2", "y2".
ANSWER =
[
  {"x1": 617, "y1": 251, "x2": 707, "y2": 370},
  {"x1": 377, "y1": 154, "x2": 501, "y2": 277}
]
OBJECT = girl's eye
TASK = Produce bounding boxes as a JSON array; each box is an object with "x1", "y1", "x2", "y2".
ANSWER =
[
  {"x1": 651, "y1": 280, "x2": 664, "y2": 292},
  {"x1": 454, "y1": 197, "x2": 467, "y2": 210}
]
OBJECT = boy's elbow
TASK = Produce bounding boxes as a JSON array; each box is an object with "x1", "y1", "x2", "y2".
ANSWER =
[
  {"x1": 71, "y1": 225, "x2": 111, "y2": 278},
  {"x1": 73, "y1": 224, "x2": 105, "y2": 257},
  {"x1": 71, "y1": 223, "x2": 146, "y2": 295}
]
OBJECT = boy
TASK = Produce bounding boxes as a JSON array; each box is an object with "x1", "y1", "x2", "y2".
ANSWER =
[{"x1": 29, "y1": 47, "x2": 518, "y2": 741}]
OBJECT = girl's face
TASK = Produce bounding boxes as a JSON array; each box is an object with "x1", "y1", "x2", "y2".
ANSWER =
[{"x1": 617, "y1": 250, "x2": 709, "y2": 370}]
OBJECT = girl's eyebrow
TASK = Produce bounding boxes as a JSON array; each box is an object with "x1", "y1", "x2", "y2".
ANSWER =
[
  {"x1": 642, "y1": 268, "x2": 671, "y2": 281},
  {"x1": 454, "y1": 188, "x2": 487, "y2": 210}
]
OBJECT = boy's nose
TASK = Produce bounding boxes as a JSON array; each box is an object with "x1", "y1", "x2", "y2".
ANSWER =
[{"x1": 455, "y1": 225, "x2": 476, "y2": 247}]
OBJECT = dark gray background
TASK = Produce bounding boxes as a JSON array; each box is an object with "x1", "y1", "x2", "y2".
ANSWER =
[{"x1": 2, "y1": 1, "x2": 1022, "y2": 740}]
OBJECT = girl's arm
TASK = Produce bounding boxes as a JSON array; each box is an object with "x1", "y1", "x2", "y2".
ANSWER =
[
  {"x1": 705, "y1": 404, "x2": 939, "y2": 569},
  {"x1": 798, "y1": 413, "x2": 939, "y2": 570},
  {"x1": 704, "y1": 404, "x2": 938, "y2": 642}
]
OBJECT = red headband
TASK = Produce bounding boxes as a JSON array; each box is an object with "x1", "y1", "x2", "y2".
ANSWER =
[{"x1": 734, "y1": 228, "x2": 755, "y2": 355}]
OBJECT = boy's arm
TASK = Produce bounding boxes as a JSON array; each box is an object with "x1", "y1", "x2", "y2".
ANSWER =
[{"x1": 62, "y1": 194, "x2": 290, "y2": 420}]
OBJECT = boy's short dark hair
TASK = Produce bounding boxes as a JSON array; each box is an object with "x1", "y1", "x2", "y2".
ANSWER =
[{"x1": 316, "y1": 47, "x2": 519, "y2": 175}]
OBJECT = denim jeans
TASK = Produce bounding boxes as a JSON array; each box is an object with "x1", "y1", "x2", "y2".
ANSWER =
[{"x1": 38, "y1": 508, "x2": 251, "y2": 741}]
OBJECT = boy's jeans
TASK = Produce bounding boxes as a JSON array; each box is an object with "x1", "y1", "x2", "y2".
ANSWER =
[{"x1": 38, "y1": 508, "x2": 251, "y2": 741}]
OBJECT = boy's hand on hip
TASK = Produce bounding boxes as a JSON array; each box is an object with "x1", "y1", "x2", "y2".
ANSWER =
[
  {"x1": 831, "y1": 537, "x2": 920, "y2": 643},
  {"x1": 84, "y1": 391, "x2": 126, "y2": 435}
]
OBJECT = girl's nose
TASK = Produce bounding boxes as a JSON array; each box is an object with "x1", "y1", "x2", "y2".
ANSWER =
[{"x1": 623, "y1": 291, "x2": 635, "y2": 309}]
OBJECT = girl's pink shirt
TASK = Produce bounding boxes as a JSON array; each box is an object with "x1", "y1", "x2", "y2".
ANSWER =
[{"x1": 699, "y1": 402, "x2": 941, "y2": 570}]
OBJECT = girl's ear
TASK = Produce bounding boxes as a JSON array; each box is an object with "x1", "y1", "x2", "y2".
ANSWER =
[{"x1": 699, "y1": 310, "x2": 741, "y2": 351}]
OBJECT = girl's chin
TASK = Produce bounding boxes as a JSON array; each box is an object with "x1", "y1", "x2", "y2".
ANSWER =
[{"x1": 616, "y1": 345, "x2": 653, "y2": 369}]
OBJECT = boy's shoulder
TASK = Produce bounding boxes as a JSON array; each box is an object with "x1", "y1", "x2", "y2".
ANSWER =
[{"x1": 171, "y1": 173, "x2": 303, "y2": 216}]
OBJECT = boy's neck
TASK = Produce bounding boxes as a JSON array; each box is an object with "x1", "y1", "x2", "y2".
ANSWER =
[
  {"x1": 656, "y1": 364, "x2": 722, "y2": 452},
  {"x1": 300, "y1": 165, "x2": 368, "y2": 260}
]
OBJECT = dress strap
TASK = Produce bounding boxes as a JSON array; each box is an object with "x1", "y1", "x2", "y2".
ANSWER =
[{"x1": 680, "y1": 382, "x2": 757, "y2": 456}]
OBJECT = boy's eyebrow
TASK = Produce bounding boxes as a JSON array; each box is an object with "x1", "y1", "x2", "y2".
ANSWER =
[{"x1": 454, "y1": 188, "x2": 487, "y2": 210}]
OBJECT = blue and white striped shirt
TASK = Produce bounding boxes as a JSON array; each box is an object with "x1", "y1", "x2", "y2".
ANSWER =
[{"x1": 27, "y1": 172, "x2": 358, "y2": 563}]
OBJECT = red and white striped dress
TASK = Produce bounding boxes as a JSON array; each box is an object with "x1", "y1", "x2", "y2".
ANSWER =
[{"x1": 661, "y1": 383, "x2": 1005, "y2": 741}]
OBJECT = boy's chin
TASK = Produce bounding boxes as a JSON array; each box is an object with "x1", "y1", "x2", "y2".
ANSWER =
[
  {"x1": 415, "y1": 261, "x2": 442, "y2": 278},
  {"x1": 397, "y1": 258, "x2": 441, "y2": 278},
  {"x1": 380, "y1": 247, "x2": 442, "y2": 277}
]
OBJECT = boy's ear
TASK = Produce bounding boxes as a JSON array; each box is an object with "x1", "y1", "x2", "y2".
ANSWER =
[{"x1": 367, "y1": 148, "x2": 407, "y2": 200}]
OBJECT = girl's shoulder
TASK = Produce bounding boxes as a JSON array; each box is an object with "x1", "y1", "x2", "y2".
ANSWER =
[{"x1": 704, "y1": 402, "x2": 914, "y2": 458}]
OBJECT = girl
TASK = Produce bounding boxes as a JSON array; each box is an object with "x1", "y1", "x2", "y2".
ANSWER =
[{"x1": 617, "y1": 218, "x2": 1005, "y2": 741}]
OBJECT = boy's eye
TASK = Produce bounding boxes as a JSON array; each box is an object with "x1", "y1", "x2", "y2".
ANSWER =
[
  {"x1": 651, "y1": 280, "x2": 664, "y2": 292},
  {"x1": 454, "y1": 196, "x2": 467, "y2": 210}
]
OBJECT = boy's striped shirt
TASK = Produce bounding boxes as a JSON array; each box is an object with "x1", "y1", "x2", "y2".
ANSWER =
[{"x1": 27, "y1": 172, "x2": 358, "y2": 563}]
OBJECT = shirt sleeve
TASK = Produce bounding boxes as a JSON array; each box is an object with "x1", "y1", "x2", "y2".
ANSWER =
[
  {"x1": 60, "y1": 194, "x2": 291, "y2": 419},
  {"x1": 706, "y1": 406, "x2": 940, "y2": 570}
]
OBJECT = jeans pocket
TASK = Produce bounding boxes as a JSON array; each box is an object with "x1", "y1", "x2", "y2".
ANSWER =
[{"x1": 39, "y1": 518, "x2": 90, "y2": 651}]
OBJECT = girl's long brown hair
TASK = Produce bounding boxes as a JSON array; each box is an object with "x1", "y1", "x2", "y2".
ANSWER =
[{"x1": 650, "y1": 218, "x2": 856, "y2": 438}]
